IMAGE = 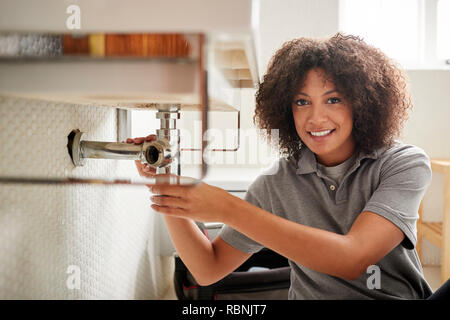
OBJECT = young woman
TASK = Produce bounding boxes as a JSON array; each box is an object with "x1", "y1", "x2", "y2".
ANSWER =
[{"x1": 127, "y1": 34, "x2": 432, "y2": 299}]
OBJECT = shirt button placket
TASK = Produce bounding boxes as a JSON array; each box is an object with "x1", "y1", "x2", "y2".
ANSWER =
[{"x1": 330, "y1": 185, "x2": 336, "y2": 191}]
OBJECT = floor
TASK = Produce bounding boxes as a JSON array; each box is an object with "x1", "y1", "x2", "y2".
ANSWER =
[{"x1": 161, "y1": 266, "x2": 443, "y2": 300}]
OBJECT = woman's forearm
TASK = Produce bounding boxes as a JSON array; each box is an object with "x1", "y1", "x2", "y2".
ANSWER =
[
  {"x1": 223, "y1": 197, "x2": 360, "y2": 280},
  {"x1": 149, "y1": 182, "x2": 363, "y2": 280},
  {"x1": 162, "y1": 216, "x2": 217, "y2": 283}
]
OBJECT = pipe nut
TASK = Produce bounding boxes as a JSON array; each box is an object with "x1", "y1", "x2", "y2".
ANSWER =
[{"x1": 144, "y1": 139, "x2": 176, "y2": 168}]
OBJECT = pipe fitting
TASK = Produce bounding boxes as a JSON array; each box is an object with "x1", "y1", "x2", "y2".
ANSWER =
[
  {"x1": 145, "y1": 138, "x2": 176, "y2": 168},
  {"x1": 69, "y1": 130, "x2": 178, "y2": 168},
  {"x1": 68, "y1": 104, "x2": 181, "y2": 174}
]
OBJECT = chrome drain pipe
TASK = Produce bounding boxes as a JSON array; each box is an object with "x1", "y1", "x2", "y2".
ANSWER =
[
  {"x1": 152, "y1": 104, "x2": 180, "y2": 175},
  {"x1": 69, "y1": 104, "x2": 181, "y2": 175}
]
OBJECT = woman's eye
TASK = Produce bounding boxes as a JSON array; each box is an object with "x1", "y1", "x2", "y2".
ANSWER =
[
  {"x1": 327, "y1": 97, "x2": 341, "y2": 104},
  {"x1": 294, "y1": 99, "x2": 309, "y2": 106}
]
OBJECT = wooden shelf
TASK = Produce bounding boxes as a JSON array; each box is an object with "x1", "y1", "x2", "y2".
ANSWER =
[
  {"x1": 419, "y1": 222, "x2": 442, "y2": 247},
  {"x1": 0, "y1": 0, "x2": 260, "y2": 111},
  {"x1": 431, "y1": 159, "x2": 450, "y2": 175},
  {"x1": 0, "y1": 39, "x2": 257, "y2": 112}
]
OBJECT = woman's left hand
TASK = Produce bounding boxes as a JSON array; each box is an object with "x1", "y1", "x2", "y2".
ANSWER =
[{"x1": 148, "y1": 175, "x2": 237, "y2": 223}]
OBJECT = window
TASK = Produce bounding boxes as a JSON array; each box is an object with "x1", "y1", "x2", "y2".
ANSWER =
[
  {"x1": 339, "y1": 0, "x2": 450, "y2": 68},
  {"x1": 437, "y1": 0, "x2": 450, "y2": 60}
]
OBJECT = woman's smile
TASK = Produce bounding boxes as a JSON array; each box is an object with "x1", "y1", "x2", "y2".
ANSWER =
[
  {"x1": 291, "y1": 68, "x2": 356, "y2": 166},
  {"x1": 308, "y1": 128, "x2": 335, "y2": 138}
]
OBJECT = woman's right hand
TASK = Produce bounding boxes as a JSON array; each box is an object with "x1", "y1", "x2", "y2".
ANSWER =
[{"x1": 125, "y1": 134, "x2": 157, "y2": 178}]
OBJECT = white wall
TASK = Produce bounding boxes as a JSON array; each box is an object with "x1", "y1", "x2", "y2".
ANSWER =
[
  {"x1": 257, "y1": 0, "x2": 339, "y2": 78},
  {"x1": 0, "y1": 97, "x2": 172, "y2": 299},
  {"x1": 403, "y1": 70, "x2": 450, "y2": 158}
]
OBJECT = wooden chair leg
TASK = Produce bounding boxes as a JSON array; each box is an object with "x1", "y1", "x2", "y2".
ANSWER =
[
  {"x1": 417, "y1": 201, "x2": 424, "y2": 265},
  {"x1": 442, "y1": 176, "x2": 450, "y2": 283},
  {"x1": 417, "y1": 230, "x2": 423, "y2": 264}
]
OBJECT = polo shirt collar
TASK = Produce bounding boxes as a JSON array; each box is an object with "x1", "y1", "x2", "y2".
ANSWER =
[{"x1": 295, "y1": 146, "x2": 379, "y2": 175}]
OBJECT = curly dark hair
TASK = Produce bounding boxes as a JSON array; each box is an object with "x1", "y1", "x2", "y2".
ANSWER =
[{"x1": 254, "y1": 33, "x2": 411, "y2": 160}]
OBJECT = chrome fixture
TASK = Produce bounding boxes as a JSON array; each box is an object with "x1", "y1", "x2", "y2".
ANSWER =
[
  {"x1": 152, "y1": 104, "x2": 180, "y2": 175},
  {"x1": 69, "y1": 104, "x2": 181, "y2": 175}
]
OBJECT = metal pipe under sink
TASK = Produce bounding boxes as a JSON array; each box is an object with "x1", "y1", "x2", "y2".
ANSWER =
[{"x1": 69, "y1": 104, "x2": 181, "y2": 176}]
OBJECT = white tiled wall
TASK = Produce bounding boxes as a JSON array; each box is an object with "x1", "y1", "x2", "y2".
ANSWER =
[{"x1": 0, "y1": 96, "x2": 172, "y2": 299}]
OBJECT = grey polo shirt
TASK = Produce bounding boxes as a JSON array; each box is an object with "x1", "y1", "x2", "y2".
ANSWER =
[{"x1": 218, "y1": 141, "x2": 433, "y2": 299}]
